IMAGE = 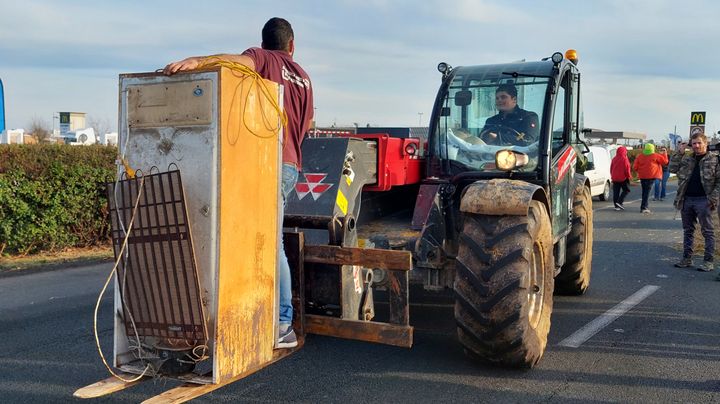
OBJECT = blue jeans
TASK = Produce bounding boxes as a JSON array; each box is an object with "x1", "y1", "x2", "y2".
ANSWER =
[
  {"x1": 653, "y1": 170, "x2": 670, "y2": 199},
  {"x1": 279, "y1": 164, "x2": 298, "y2": 325},
  {"x1": 681, "y1": 196, "x2": 715, "y2": 261}
]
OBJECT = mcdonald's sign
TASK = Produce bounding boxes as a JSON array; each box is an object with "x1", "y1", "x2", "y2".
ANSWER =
[
  {"x1": 690, "y1": 111, "x2": 706, "y2": 125},
  {"x1": 690, "y1": 125, "x2": 705, "y2": 136}
]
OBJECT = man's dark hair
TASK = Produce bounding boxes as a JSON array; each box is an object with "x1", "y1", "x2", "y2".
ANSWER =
[
  {"x1": 496, "y1": 83, "x2": 518, "y2": 98},
  {"x1": 691, "y1": 131, "x2": 707, "y2": 143},
  {"x1": 262, "y1": 17, "x2": 294, "y2": 51}
]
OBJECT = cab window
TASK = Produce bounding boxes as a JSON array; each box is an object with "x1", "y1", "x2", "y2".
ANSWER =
[{"x1": 551, "y1": 84, "x2": 566, "y2": 156}]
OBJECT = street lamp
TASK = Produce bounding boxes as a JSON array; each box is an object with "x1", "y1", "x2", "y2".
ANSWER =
[
  {"x1": 418, "y1": 112, "x2": 423, "y2": 126},
  {"x1": 52, "y1": 113, "x2": 59, "y2": 137},
  {"x1": 313, "y1": 107, "x2": 317, "y2": 138}
]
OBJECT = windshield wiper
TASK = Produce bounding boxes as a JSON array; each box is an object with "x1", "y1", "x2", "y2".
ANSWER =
[{"x1": 501, "y1": 71, "x2": 551, "y2": 79}]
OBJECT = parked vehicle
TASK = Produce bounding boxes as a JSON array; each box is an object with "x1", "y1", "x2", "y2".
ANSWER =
[{"x1": 584, "y1": 145, "x2": 612, "y2": 200}]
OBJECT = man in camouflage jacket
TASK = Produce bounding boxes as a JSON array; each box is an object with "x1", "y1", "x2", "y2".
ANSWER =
[{"x1": 668, "y1": 132, "x2": 720, "y2": 272}]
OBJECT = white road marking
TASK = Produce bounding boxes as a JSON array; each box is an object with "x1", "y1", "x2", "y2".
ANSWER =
[
  {"x1": 374, "y1": 301, "x2": 454, "y2": 308},
  {"x1": 558, "y1": 285, "x2": 660, "y2": 348}
]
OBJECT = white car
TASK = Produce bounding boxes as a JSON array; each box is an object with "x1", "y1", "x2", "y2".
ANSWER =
[{"x1": 584, "y1": 145, "x2": 612, "y2": 201}]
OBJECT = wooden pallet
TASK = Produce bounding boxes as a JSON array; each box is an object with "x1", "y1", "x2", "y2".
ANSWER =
[
  {"x1": 75, "y1": 233, "x2": 413, "y2": 402},
  {"x1": 73, "y1": 347, "x2": 300, "y2": 403}
]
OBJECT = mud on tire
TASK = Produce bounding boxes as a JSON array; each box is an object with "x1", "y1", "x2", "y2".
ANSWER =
[
  {"x1": 555, "y1": 184, "x2": 593, "y2": 295},
  {"x1": 454, "y1": 200, "x2": 554, "y2": 368}
]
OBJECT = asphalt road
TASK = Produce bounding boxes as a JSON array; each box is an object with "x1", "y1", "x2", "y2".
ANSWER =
[{"x1": 1, "y1": 182, "x2": 719, "y2": 403}]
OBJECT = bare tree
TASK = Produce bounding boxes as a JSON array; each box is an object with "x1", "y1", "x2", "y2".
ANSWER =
[
  {"x1": 87, "y1": 116, "x2": 111, "y2": 139},
  {"x1": 28, "y1": 116, "x2": 52, "y2": 143}
]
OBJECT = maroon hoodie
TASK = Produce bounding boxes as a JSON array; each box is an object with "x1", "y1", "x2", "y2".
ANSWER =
[{"x1": 610, "y1": 146, "x2": 632, "y2": 182}]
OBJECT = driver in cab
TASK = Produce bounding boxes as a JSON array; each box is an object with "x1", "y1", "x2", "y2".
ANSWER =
[{"x1": 482, "y1": 83, "x2": 539, "y2": 145}]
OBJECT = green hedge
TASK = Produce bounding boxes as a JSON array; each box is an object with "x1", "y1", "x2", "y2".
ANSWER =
[{"x1": 0, "y1": 144, "x2": 116, "y2": 256}]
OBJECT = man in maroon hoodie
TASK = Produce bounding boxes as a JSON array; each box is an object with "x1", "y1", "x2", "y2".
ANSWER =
[
  {"x1": 164, "y1": 17, "x2": 313, "y2": 349},
  {"x1": 610, "y1": 146, "x2": 632, "y2": 210}
]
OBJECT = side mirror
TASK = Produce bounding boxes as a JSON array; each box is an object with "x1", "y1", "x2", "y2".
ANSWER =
[{"x1": 454, "y1": 90, "x2": 472, "y2": 107}]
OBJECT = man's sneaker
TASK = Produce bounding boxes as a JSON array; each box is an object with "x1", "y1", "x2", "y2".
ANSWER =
[
  {"x1": 698, "y1": 261, "x2": 714, "y2": 272},
  {"x1": 674, "y1": 257, "x2": 693, "y2": 268},
  {"x1": 616, "y1": 203, "x2": 625, "y2": 210},
  {"x1": 614, "y1": 207, "x2": 621, "y2": 211},
  {"x1": 642, "y1": 208, "x2": 652, "y2": 214},
  {"x1": 277, "y1": 326, "x2": 298, "y2": 348}
]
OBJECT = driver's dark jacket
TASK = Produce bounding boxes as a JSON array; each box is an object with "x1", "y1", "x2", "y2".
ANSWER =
[{"x1": 484, "y1": 106, "x2": 539, "y2": 142}]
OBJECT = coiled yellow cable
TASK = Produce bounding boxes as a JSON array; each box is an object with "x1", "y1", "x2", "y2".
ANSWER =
[{"x1": 197, "y1": 57, "x2": 287, "y2": 142}]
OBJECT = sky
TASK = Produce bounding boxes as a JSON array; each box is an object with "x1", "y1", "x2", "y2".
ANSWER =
[{"x1": 1, "y1": 0, "x2": 719, "y2": 143}]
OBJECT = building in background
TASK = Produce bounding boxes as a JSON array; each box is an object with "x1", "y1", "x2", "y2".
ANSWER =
[
  {"x1": 55, "y1": 112, "x2": 86, "y2": 140},
  {"x1": 585, "y1": 129, "x2": 646, "y2": 147},
  {"x1": 68, "y1": 127, "x2": 96, "y2": 145},
  {"x1": 100, "y1": 132, "x2": 118, "y2": 146},
  {"x1": 0, "y1": 128, "x2": 24, "y2": 144}
]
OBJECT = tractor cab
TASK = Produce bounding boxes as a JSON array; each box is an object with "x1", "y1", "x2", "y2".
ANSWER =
[
  {"x1": 425, "y1": 51, "x2": 587, "y2": 246},
  {"x1": 427, "y1": 51, "x2": 584, "y2": 187}
]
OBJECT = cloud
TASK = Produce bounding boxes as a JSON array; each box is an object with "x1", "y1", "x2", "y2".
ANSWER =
[
  {"x1": 2, "y1": 0, "x2": 719, "y2": 139},
  {"x1": 0, "y1": 1, "x2": 262, "y2": 70},
  {"x1": 427, "y1": 0, "x2": 532, "y2": 23},
  {"x1": 584, "y1": 72, "x2": 720, "y2": 140},
  {"x1": 2, "y1": 66, "x2": 117, "y2": 130}
]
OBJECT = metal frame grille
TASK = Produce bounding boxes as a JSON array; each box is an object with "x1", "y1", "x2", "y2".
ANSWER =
[{"x1": 108, "y1": 170, "x2": 207, "y2": 345}]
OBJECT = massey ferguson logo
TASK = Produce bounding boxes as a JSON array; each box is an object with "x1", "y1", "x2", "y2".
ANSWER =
[
  {"x1": 295, "y1": 173, "x2": 333, "y2": 201},
  {"x1": 556, "y1": 147, "x2": 576, "y2": 184}
]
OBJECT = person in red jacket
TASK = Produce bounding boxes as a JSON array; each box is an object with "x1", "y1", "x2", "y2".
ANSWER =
[
  {"x1": 610, "y1": 146, "x2": 632, "y2": 210},
  {"x1": 632, "y1": 143, "x2": 669, "y2": 213}
]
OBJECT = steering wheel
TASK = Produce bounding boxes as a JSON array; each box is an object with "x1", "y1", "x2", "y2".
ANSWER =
[{"x1": 479, "y1": 124, "x2": 530, "y2": 146}]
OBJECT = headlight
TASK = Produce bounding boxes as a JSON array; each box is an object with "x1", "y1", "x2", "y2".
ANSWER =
[
  {"x1": 437, "y1": 62, "x2": 452, "y2": 74},
  {"x1": 496, "y1": 150, "x2": 529, "y2": 171}
]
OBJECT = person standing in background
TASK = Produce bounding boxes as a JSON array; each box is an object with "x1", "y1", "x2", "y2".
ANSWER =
[
  {"x1": 653, "y1": 146, "x2": 670, "y2": 201},
  {"x1": 610, "y1": 146, "x2": 632, "y2": 210},
  {"x1": 669, "y1": 133, "x2": 720, "y2": 273},
  {"x1": 633, "y1": 143, "x2": 668, "y2": 213}
]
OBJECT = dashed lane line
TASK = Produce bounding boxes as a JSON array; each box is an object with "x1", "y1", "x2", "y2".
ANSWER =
[{"x1": 558, "y1": 285, "x2": 660, "y2": 348}]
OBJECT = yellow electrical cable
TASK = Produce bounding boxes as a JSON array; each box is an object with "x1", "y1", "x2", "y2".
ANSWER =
[
  {"x1": 197, "y1": 57, "x2": 288, "y2": 142},
  {"x1": 121, "y1": 158, "x2": 136, "y2": 179},
  {"x1": 93, "y1": 177, "x2": 151, "y2": 382}
]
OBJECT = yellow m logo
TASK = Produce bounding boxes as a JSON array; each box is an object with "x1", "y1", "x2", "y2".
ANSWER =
[{"x1": 691, "y1": 112, "x2": 706, "y2": 124}]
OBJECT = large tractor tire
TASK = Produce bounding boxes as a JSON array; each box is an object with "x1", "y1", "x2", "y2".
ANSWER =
[
  {"x1": 454, "y1": 200, "x2": 554, "y2": 368},
  {"x1": 555, "y1": 185, "x2": 593, "y2": 295}
]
